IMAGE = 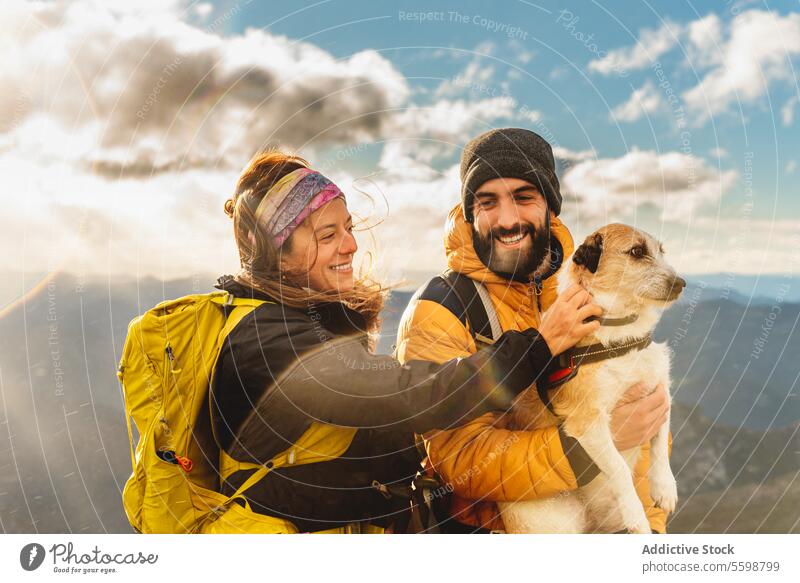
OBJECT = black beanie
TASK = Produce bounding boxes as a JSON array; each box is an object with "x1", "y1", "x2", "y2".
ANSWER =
[{"x1": 460, "y1": 128, "x2": 562, "y2": 222}]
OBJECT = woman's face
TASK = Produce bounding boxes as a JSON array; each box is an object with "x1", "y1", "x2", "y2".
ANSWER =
[{"x1": 279, "y1": 197, "x2": 357, "y2": 293}]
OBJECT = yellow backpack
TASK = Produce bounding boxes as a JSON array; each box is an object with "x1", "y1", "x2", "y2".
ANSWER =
[{"x1": 117, "y1": 290, "x2": 365, "y2": 534}]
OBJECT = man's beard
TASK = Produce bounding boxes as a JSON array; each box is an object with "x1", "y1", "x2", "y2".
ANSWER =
[{"x1": 472, "y1": 218, "x2": 550, "y2": 283}]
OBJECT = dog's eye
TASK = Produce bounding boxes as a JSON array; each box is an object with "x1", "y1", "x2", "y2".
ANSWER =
[{"x1": 629, "y1": 246, "x2": 645, "y2": 258}]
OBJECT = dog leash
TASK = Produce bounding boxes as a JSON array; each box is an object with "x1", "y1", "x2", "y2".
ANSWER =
[{"x1": 537, "y1": 334, "x2": 653, "y2": 416}]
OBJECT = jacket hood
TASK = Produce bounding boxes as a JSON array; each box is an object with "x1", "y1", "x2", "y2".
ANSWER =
[{"x1": 443, "y1": 202, "x2": 574, "y2": 288}]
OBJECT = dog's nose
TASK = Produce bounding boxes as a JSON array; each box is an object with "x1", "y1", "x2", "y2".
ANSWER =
[{"x1": 674, "y1": 276, "x2": 686, "y2": 290}]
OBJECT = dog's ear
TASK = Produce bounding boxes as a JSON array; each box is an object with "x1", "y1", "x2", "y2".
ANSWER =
[{"x1": 573, "y1": 233, "x2": 603, "y2": 274}]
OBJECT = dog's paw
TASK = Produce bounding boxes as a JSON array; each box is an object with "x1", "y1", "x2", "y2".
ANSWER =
[
  {"x1": 621, "y1": 498, "x2": 651, "y2": 534},
  {"x1": 624, "y1": 516, "x2": 652, "y2": 534},
  {"x1": 649, "y1": 467, "x2": 678, "y2": 513}
]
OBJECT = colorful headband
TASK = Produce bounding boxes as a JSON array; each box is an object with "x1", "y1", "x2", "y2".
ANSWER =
[{"x1": 250, "y1": 168, "x2": 345, "y2": 247}]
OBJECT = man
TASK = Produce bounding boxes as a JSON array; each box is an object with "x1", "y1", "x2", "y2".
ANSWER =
[{"x1": 396, "y1": 128, "x2": 671, "y2": 533}]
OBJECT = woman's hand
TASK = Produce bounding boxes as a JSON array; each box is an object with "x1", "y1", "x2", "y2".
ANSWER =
[
  {"x1": 610, "y1": 382, "x2": 669, "y2": 451},
  {"x1": 538, "y1": 284, "x2": 602, "y2": 355}
]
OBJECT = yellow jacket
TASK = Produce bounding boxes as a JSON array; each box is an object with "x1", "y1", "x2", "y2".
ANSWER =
[{"x1": 395, "y1": 203, "x2": 669, "y2": 533}]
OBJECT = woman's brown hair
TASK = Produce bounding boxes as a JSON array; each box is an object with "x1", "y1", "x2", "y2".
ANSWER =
[{"x1": 224, "y1": 150, "x2": 385, "y2": 330}]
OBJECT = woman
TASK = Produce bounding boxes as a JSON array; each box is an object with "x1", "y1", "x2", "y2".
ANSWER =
[{"x1": 209, "y1": 150, "x2": 562, "y2": 533}]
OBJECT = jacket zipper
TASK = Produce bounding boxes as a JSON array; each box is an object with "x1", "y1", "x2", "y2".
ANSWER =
[{"x1": 528, "y1": 276, "x2": 543, "y2": 313}]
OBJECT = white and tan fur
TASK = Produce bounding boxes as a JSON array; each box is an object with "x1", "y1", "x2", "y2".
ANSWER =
[{"x1": 499, "y1": 224, "x2": 684, "y2": 534}]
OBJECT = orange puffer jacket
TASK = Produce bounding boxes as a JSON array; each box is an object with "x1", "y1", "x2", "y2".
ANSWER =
[{"x1": 395, "y1": 203, "x2": 670, "y2": 533}]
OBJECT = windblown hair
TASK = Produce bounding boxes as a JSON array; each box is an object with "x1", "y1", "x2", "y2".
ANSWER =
[{"x1": 224, "y1": 150, "x2": 385, "y2": 331}]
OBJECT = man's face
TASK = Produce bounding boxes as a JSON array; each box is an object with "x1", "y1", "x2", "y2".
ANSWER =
[{"x1": 471, "y1": 177, "x2": 550, "y2": 280}]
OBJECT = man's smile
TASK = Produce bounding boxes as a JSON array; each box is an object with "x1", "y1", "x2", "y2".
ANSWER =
[{"x1": 495, "y1": 231, "x2": 529, "y2": 248}]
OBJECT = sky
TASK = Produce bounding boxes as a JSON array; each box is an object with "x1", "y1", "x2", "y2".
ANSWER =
[{"x1": 2, "y1": 0, "x2": 799, "y2": 289}]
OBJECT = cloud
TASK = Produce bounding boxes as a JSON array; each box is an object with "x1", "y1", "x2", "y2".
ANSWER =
[
  {"x1": 388, "y1": 96, "x2": 516, "y2": 142},
  {"x1": 0, "y1": 0, "x2": 410, "y2": 176},
  {"x1": 371, "y1": 95, "x2": 518, "y2": 176},
  {"x1": 548, "y1": 67, "x2": 569, "y2": 81},
  {"x1": 610, "y1": 81, "x2": 665, "y2": 123},
  {"x1": 682, "y1": 10, "x2": 800, "y2": 122},
  {"x1": 507, "y1": 39, "x2": 534, "y2": 65},
  {"x1": 588, "y1": 20, "x2": 682, "y2": 75},
  {"x1": 592, "y1": 11, "x2": 800, "y2": 125},
  {"x1": 434, "y1": 60, "x2": 496, "y2": 99},
  {"x1": 781, "y1": 95, "x2": 798, "y2": 126},
  {"x1": 671, "y1": 218, "x2": 800, "y2": 275},
  {"x1": 0, "y1": 148, "x2": 240, "y2": 279},
  {"x1": 709, "y1": 147, "x2": 729, "y2": 159},
  {"x1": 193, "y1": 3, "x2": 213, "y2": 19},
  {"x1": 560, "y1": 149, "x2": 738, "y2": 222},
  {"x1": 685, "y1": 14, "x2": 724, "y2": 68}
]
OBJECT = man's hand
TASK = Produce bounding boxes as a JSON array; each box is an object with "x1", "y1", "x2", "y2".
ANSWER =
[
  {"x1": 538, "y1": 284, "x2": 602, "y2": 355},
  {"x1": 610, "y1": 382, "x2": 669, "y2": 451}
]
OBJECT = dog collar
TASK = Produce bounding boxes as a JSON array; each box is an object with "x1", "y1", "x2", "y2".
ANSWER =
[
  {"x1": 584, "y1": 313, "x2": 639, "y2": 326},
  {"x1": 538, "y1": 334, "x2": 653, "y2": 416}
]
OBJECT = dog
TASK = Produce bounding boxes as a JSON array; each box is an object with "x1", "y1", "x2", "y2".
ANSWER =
[{"x1": 499, "y1": 224, "x2": 685, "y2": 534}]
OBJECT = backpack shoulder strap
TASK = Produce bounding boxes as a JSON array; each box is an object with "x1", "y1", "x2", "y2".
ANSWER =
[
  {"x1": 417, "y1": 270, "x2": 498, "y2": 347},
  {"x1": 472, "y1": 277, "x2": 503, "y2": 342},
  {"x1": 208, "y1": 294, "x2": 271, "y2": 450}
]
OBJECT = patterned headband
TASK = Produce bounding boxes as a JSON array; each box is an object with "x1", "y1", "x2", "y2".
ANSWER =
[{"x1": 250, "y1": 168, "x2": 345, "y2": 247}]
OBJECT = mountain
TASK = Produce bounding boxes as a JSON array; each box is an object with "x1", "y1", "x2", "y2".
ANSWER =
[
  {"x1": 669, "y1": 469, "x2": 800, "y2": 534},
  {"x1": 669, "y1": 402, "x2": 800, "y2": 496},
  {"x1": 1, "y1": 271, "x2": 798, "y2": 533},
  {"x1": 656, "y1": 287, "x2": 800, "y2": 430}
]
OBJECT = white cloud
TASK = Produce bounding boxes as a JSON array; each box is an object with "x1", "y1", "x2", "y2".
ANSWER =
[
  {"x1": 671, "y1": 218, "x2": 800, "y2": 275},
  {"x1": 610, "y1": 81, "x2": 665, "y2": 123},
  {"x1": 434, "y1": 60, "x2": 496, "y2": 98},
  {"x1": 518, "y1": 107, "x2": 542, "y2": 123},
  {"x1": 548, "y1": 67, "x2": 569, "y2": 81},
  {"x1": 553, "y1": 146, "x2": 595, "y2": 164},
  {"x1": 709, "y1": 147, "x2": 729, "y2": 158},
  {"x1": 686, "y1": 14, "x2": 724, "y2": 68},
  {"x1": 474, "y1": 41, "x2": 496, "y2": 56},
  {"x1": 593, "y1": 11, "x2": 800, "y2": 125},
  {"x1": 682, "y1": 10, "x2": 800, "y2": 122},
  {"x1": 560, "y1": 149, "x2": 738, "y2": 222},
  {"x1": 0, "y1": 0, "x2": 410, "y2": 176},
  {"x1": 588, "y1": 20, "x2": 682, "y2": 75},
  {"x1": 387, "y1": 96, "x2": 517, "y2": 144},
  {"x1": 193, "y1": 3, "x2": 213, "y2": 19},
  {"x1": 781, "y1": 95, "x2": 798, "y2": 126},
  {"x1": 508, "y1": 39, "x2": 534, "y2": 65},
  {"x1": 786, "y1": 159, "x2": 797, "y2": 174},
  {"x1": 1, "y1": 149, "x2": 240, "y2": 279}
]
